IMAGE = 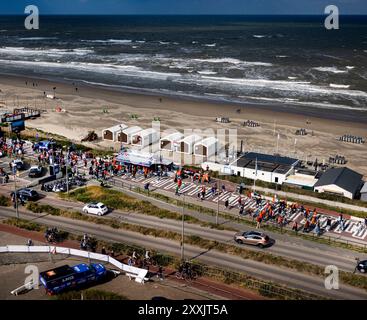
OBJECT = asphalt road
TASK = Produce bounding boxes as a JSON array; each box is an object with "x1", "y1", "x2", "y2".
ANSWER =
[
  {"x1": 36, "y1": 191, "x2": 364, "y2": 273},
  {"x1": 0, "y1": 206, "x2": 366, "y2": 300}
]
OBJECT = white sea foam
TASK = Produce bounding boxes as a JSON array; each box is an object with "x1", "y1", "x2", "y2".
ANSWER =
[
  {"x1": 313, "y1": 67, "x2": 348, "y2": 74},
  {"x1": 192, "y1": 58, "x2": 272, "y2": 66},
  {"x1": 197, "y1": 70, "x2": 218, "y2": 75},
  {"x1": 82, "y1": 39, "x2": 132, "y2": 44},
  {"x1": 253, "y1": 35, "x2": 266, "y2": 38},
  {"x1": 288, "y1": 76, "x2": 298, "y2": 80},
  {"x1": 0, "y1": 59, "x2": 181, "y2": 81},
  {"x1": 329, "y1": 84, "x2": 350, "y2": 89},
  {"x1": 0, "y1": 47, "x2": 94, "y2": 56},
  {"x1": 203, "y1": 43, "x2": 216, "y2": 47},
  {"x1": 18, "y1": 37, "x2": 58, "y2": 41},
  {"x1": 346, "y1": 66, "x2": 355, "y2": 70},
  {"x1": 192, "y1": 75, "x2": 367, "y2": 99}
]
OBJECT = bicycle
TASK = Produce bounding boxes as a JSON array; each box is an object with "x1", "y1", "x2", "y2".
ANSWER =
[{"x1": 175, "y1": 264, "x2": 197, "y2": 282}]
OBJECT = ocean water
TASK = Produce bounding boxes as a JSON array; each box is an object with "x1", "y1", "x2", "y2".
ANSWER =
[{"x1": 0, "y1": 15, "x2": 366, "y2": 115}]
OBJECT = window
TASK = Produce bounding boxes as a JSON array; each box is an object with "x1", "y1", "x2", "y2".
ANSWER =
[
  {"x1": 237, "y1": 171, "x2": 241, "y2": 176},
  {"x1": 275, "y1": 177, "x2": 279, "y2": 183}
]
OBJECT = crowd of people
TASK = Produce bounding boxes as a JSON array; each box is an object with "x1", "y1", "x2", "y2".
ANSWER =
[{"x1": 0, "y1": 136, "x2": 25, "y2": 158}]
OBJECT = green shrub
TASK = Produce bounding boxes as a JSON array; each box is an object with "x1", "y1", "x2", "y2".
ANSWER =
[
  {"x1": 0, "y1": 195, "x2": 10, "y2": 207},
  {"x1": 55, "y1": 289, "x2": 128, "y2": 300}
]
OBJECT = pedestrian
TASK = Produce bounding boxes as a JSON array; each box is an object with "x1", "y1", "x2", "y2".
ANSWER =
[
  {"x1": 292, "y1": 221, "x2": 298, "y2": 232},
  {"x1": 225, "y1": 199, "x2": 229, "y2": 210},
  {"x1": 239, "y1": 205, "x2": 244, "y2": 216},
  {"x1": 256, "y1": 216, "x2": 262, "y2": 229},
  {"x1": 101, "y1": 247, "x2": 106, "y2": 255},
  {"x1": 128, "y1": 257, "x2": 133, "y2": 266},
  {"x1": 27, "y1": 239, "x2": 33, "y2": 246},
  {"x1": 157, "y1": 266, "x2": 164, "y2": 280},
  {"x1": 326, "y1": 217, "x2": 332, "y2": 232}
]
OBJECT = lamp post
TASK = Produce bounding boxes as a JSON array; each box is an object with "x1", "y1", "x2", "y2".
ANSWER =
[
  {"x1": 13, "y1": 165, "x2": 19, "y2": 219},
  {"x1": 65, "y1": 147, "x2": 70, "y2": 195},
  {"x1": 216, "y1": 180, "x2": 219, "y2": 225},
  {"x1": 119, "y1": 125, "x2": 123, "y2": 152},
  {"x1": 181, "y1": 191, "x2": 185, "y2": 261}
]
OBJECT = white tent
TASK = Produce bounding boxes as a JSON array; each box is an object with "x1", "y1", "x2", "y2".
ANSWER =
[
  {"x1": 194, "y1": 137, "x2": 218, "y2": 157},
  {"x1": 160, "y1": 132, "x2": 184, "y2": 151},
  {"x1": 102, "y1": 124, "x2": 128, "y2": 141},
  {"x1": 131, "y1": 128, "x2": 160, "y2": 148},
  {"x1": 177, "y1": 134, "x2": 202, "y2": 154},
  {"x1": 118, "y1": 126, "x2": 142, "y2": 144}
]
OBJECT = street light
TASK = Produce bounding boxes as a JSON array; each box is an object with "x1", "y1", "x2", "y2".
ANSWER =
[
  {"x1": 181, "y1": 190, "x2": 185, "y2": 261},
  {"x1": 119, "y1": 125, "x2": 123, "y2": 152},
  {"x1": 216, "y1": 180, "x2": 219, "y2": 225},
  {"x1": 13, "y1": 164, "x2": 19, "y2": 219},
  {"x1": 65, "y1": 147, "x2": 70, "y2": 195}
]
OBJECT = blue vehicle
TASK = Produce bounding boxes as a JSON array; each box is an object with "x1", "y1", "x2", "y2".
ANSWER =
[
  {"x1": 39, "y1": 263, "x2": 107, "y2": 295},
  {"x1": 34, "y1": 140, "x2": 56, "y2": 151}
]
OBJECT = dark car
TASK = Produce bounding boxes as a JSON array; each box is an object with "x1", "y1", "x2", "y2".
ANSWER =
[
  {"x1": 12, "y1": 159, "x2": 25, "y2": 171},
  {"x1": 234, "y1": 231, "x2": 271, "y2": 248},
  {"x1": 355, "y1": 259, "x2": 367, "y2": 273},
  {"x1": 11, "y1": 188, "x2": 39, "y2": 201},
  {"x1": 28, "y1": 166, "x2": 43, "y2": 178}
]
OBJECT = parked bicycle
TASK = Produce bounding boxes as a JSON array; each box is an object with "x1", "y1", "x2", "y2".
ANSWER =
[{"x1": 175, "y1": 262, "x2": 197, "y2": 281}]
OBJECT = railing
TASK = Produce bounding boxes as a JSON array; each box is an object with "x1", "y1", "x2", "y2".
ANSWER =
[{"x1": 0, "y1": 245, "x2": 148, "y2": 283}]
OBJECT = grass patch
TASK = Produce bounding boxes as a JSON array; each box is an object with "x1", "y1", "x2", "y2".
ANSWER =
[
  {"x1": 55, "y1": 289, "x2": 128, "y2": 300},
  {"x1": 0, "y1": 195, "x2": 11, "y2": 207},
  {"x1": 4, "y1": 218, "x2": 45, "y2": 232},
  {"x1": 61, "y1": 186, "x2": 235, "y2": 231}
]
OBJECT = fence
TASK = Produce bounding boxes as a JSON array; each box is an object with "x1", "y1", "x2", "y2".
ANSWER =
[{"x1": 0, "y1": 245, "x2": 148, "y2": 283}]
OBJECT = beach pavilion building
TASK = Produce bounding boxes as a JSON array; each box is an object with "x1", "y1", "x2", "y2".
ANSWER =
[
  {"x1": 314, "y1": 167, "x2": 363, "y2": 199},
  {"x1": 160, "y1": 132, "x2": 184, "y2": 152},
  {"x1": 202, "y1": 152, "x2": 299, "y2": 185},
  {"x1": 194, "y1": 137, "x2": 218, "y2": 157},
  {"x1": 102, "y1": 124, "x2": 128, "y2": 142},
  {"x1": 117, "y1": 126, "x2": 142, "y2": 144},
  {"x1": 131, "y1": 128, "x2": 160, "y2": 148},
  {"x1": 177, "y1": 134, "x2": 202, "y2": 154}
]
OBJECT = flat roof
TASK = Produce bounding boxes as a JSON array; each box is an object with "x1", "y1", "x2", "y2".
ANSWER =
[
  {"x1": 242, "y1": 152, "x2": 298, "y2": 166},
  {"x1": 234, "y1": 152, "x2": 296, "y2": 174}
]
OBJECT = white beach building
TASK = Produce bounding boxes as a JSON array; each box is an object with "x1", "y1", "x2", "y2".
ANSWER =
[
  {"x1": 117, "y1": 126, "x2": 142, "y2": 144},
  {"x1": 131, "y1": 128, "x2": 160, "y2": 148},
  {"x1": 194, "y1": 137, "x2": 218, "y2": 157},
  {"x1": 102, "y1": 124, "x2": 128, "y2": 141},
  {"x1": 160, "y1": 132, "x2": 184, "y2": 151},
  {"x1": 177, "y1": 134, "x2": 202, "y2": 154}
]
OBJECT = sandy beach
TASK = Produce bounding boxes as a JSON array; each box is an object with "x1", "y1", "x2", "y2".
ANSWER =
[{"x1": 1, "y1": 74, "x2": 367, "y2": 177}]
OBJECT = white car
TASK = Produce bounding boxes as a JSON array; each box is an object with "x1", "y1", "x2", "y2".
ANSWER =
[{"x1": 82, "y1": 202, "x2": 108, "y2": 216}]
